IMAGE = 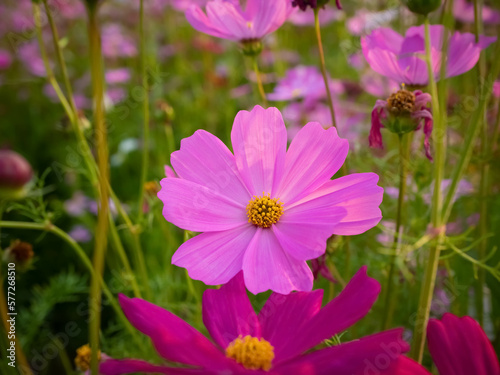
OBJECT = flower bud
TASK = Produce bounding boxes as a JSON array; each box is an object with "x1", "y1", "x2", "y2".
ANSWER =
[
  {"x1": 0, "y1": 150, "x2": 33, "y2": 200},
  {"x1": 241, "y1": 39, "x2": 263, "y2": 57},
  {"x1": 402, "y1": 0, "x2": 441, "y2": 15},
  {"x1": 3, "y1": 240, "x2": 34, "y2": 271},
  {"x1": 292, "y1": 0, "x2": 334, "y2": 11}
]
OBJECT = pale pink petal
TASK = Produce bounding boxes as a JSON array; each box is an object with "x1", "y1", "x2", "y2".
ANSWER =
[
  {"x1": 172, "y1": 225, "x2": 256, "y2": 285},
  {"x1": 242, "y1": 228, "x2": 313, "y2": 294},
  {"x1": 171, "y1": 129, "x2": 250, "y2": 203},
  {"x1": 277, "y1": 122, "x2": 349, "y2": 205},
  {"x1": 185, "y1": 5, "x2": 233, "y2": 40},
  {"x1": 203, "y1": 272, "x2": 261, "y2": 349},
  {"x1": 158, "y1": 178, "x2": 247, "y2": 232},
  {"x1": 205, "y1": 2, "x2": 250, "y2": 40},
  {"x1": 231, "y1": 106, "x2": 287, "y2": 196},
  {"x1": 246, "y1": 0, "x2": 288, "y2": 37}
]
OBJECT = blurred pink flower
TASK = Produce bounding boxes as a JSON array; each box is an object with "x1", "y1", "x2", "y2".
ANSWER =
[
  {"x1": 371, "y1": 89, "x2": 433, "y2": 160},
  {"x1": 101, "y1": 24, "x2": 137, "y2": 59},
  {"x1": 268, "y1": 65, "x2": 328, "y2": 102},
  {"x1": 453, "y1": 0, "x2": 500, "y2": 25},
  {"x1": 0, "y1": 49, "x2": 12, "y2": 70},
  {"x1": 362, "y1": 25, "x2": 496, "y2": 85},
  {"x1": 288, "y1": 5, "x2": 340, "y2": 26},
  {"x1": 68, "y1": 225, "x2": 92, "y2": 243},
  {"x1": 158, "y1": 106, "x2": 383, "y2": 294},
  {"x1": 105, "y1": 68, "x2": 131, "y2": 85},
  {"x1": 18, "y1": 42, "x2": 46, "y2": 77},
  {"x1": 493, "y1": 81, "x2": 500, "y2": 98},
  {"x1": 101, "y1": 268, "x2": 414, "y2": 375},
  {"x1": 389, "y1": 314, "x2": 500, "y2": 375},
  {"x1": 185, "y1": 0, "x2": 291, "y2": 42},
  {"x1": 347, "y1": 9, "x2": 398, "y2": 36}
]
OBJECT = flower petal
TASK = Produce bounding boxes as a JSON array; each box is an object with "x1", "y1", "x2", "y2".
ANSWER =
[
  {"x1": 158, "y1": 178, "x2": 247, "y2": 232},
  {"x1": 427, "y1": 313, "x2": 500, "y2": 375},
  {"x1": 171, "y1": 129, "x2": 251, "y2": 203},
  {"x1": 205, "y1": 1, "x2": 251, "y2": 41},
  {"x1": 242, "y1": 228, "x2": 313, "y2": 294},
  {"x1": 277, "y1": 122, "x2": 349, "y2": 205},
  {"x1": 118, "y1": 295, "x2": 229, "y2": 370},
  {"x1": 172, "y1": 225, "x2": 256, "y2": 285},
  {"x1": 231, "y1": 106, "x2": 287, "y2": 196},
  {"x1": 185, "y1": 4, "x2": 233, "y2": 40},
  {"x1": 245, "y1": 0, "x2": 288, "y2": 37},
  {"x1": 258, "y1": 290, "x2": 323, "y2": 363},
  {"x1": 273, "y1": 329, "x2": 410, "y2": 375},
  {"x1": 100, "y1": 358, "x2": 213, "y2": 375},
  {"x1": 383, "y1": 356, "x2": 431, "y2": 375},
  {"x1": 289, "y1": 173, "x2": 383, "y2": 236},
  {"x1": 277, "y1": 266, "x2": 380, "y2": 361},
  {"x1": 203, "y1": 272, "x2": 260, "y2": 349}
]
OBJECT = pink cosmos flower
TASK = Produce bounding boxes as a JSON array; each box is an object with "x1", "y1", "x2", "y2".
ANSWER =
[
  {"x1": 362, "y1": 25, "x2": 497, "y2": 86},
  {"x1": 268, "y1": 65, "x2": 344, "y2": 103},
  {"x1": 158, "y1": 106, "x2": 383, "y2": 294},
  {"x1": 100, "y1": 267, "x2": 414, "y2": 375},
  {"x1": 388, "y1": 313, "x2": 500, "y2": 375},
  {"x1": 371, "y1": 89, "x2": 434, "y2": 160},
  {"x1": 288, "y1": 5, "x2": 340, "y2": 27},
  {"x1": 453, "y1": 0, "x2": 500, "y2": 25},
  {"x1": 185, "y1": 0, "x2": 291, "y2": 42}
]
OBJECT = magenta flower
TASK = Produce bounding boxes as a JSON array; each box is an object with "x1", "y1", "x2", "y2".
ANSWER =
[
  {"x1": 362, "y1": 25, "x2": 496, "y2": 86},
  {"x1": 371, "y1": 89, "x2": 434, "y2": 160},
  {"x1": 100, "y1": 267, "x2": 413, "y2": 375},
  {"x1": 185, "y1": 0, "x2": 291, "y2": 42},
  {"x1": 388, "y1": 313, "x2": 500, "y2": 375},
  {"x1": 158, "y1": 106, "x2": 383, "y2": 294},
  {"x1": 453, "y1": 0, "x2": 500, "y2": 25}
]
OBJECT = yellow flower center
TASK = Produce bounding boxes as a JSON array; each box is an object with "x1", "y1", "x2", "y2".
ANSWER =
[
  {"x1": 246, "y1": 193, "x2": 284, "y2": 228},
  {"x1": 226, "y1": 335, "x2": 274, "y2": 371},
  {"x1": 75, "y1": 344, "x2": 101, "y2": 372}
]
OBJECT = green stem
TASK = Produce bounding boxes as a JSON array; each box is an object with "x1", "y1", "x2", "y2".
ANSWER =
[
  {"x1": 86, "y1": 7, "x2": 110, "y2": 374},
  {"x1": 383, "y1": 134, "x2": 408, "y2": 329},
  {"x1": 137, "y1": 0, "x2": 150, "y2": 225},
  {"x1": 474, "y1": 0, "x2": 487, "y2": 328},
  {"x1": 313, "y1": 8, "x2": 338, "y2": 130},
  {"x1": 411, "y1": 17, "x2": 444, "y2": 363},
  {"x1": 251, "y1": 56, "x2": 268, "y2": 106}
]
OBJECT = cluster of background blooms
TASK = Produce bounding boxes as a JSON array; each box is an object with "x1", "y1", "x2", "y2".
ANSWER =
[{"x1": 0, "y1": 0, "x2": 499, "y2": 374}]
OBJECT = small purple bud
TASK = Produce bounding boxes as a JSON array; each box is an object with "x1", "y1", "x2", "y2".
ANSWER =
[{"x1": 0, "y1": 150, "x2": 33, "y2": 190}]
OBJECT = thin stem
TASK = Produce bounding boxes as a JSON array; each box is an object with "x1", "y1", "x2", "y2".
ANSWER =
[
  {"x1": 86, "y1": 7, "x2": 110, "y2": 374},
  {"x1": 383, "y1": 133, "x2": 408, "y2": 329},
  {"x1": 251, "y1": 56, "x2": 268, "y2": 106},
  {"x1": 313, "y1": 8, "x2": 338, "y2": 130},
  {"x1": 411, "y1": 17, "x2": 444, "y2": 363},
  {"x1": 473, "y1": 0, "x2": 487, "y2": 327},
  {"x1": 137, "y1": 0, "x2": 150, "y2": 224}
]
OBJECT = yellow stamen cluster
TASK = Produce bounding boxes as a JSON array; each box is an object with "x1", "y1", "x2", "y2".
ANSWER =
[
  {"x1": 387, "y1": 89, "x2": 416, "y2": 115},
  {"x1": 75, "y1": 344, "x2": 101, "y2": 372},
  {"x1": 246, "y1": 193, "x2": 284, "y2": 228},
  {"x1": 226, "y1": 335, "x2": 275, "y2": 371}
]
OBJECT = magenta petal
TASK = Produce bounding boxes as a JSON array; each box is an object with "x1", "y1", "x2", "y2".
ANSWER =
[
  {"x1": 205, "y1": 2, "x2": 250, "y2": 40},
  {"x1": 258, "y1": 290, "x2": 323, "y2": 363},
  {"x1": 231, "y1": 106, "x2": 287, "y2": 196},
  {"x1": 185, "y1": 4, "x2": 234, "y2": 40},
  {"x1": 203, "y1": 272, "x2": 261, "y2": 349},
  {"x1": 171, "y1": 129, "x2": 250, "y2": 203},
  {"x1": 172, "y1": 225, "x2": 256, "y2": 285},
  {"x1": 158, "y1": 178, "x2": 247, "y2": 232},
  {"x1": 383, "y1": 356, "x2": 431, "y2": 375},
  {"x1": 273, "y1": 329, "x2": 410, "y2": 375},
  {"x1": 427, "y1": 313, "x2": 500, "y2": 375},
  {"x1": 100, "y1": 358, "x2": 212, "y2": 375},
  {"x1": 242, "y1": 228, "x2": 313, "y2": 294},
  {"x1": 370, "y1": 100, "x2": 386, "y2": 149},
  {"x1": 246, "y1": 0, "x2": 288, "y2": 37},
  {"x1": 277, "y1": 122, "x2": 349, "y2": 205},
  {"x1": 277, "y1": 266, "x2": 380, "y2": 361},
  {"x1": 117, "y1": 295, "x2": 229, "y2": 370}
]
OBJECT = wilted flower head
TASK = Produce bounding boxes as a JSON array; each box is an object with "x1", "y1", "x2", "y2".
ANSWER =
[
  {"x1": 101, "y1": 268, "x2": 416, "y2": 375},
  {"x1": 185, "y1": 0, "x2": 291, "y2": 54},
  {"x1": 371, "y1": 88, "x2": 433, "y2": 160},
  {"x1": 362, "y1": 25, "x2": 496, "y2": 86},
  {"x1": 3, "y1": 240, "x2": 34, "y2": 270},
  {"x1": 158, "y1": 105, "x2": 383, "y2": 294}
]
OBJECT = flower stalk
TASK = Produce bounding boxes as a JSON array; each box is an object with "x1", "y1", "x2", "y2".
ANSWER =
[
  {"x1": 86, "y1": 5, "x2": 110, "y2": 374},
  {"x1": 251, "y1": 56, "x2": 268, "y2": 106}
]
